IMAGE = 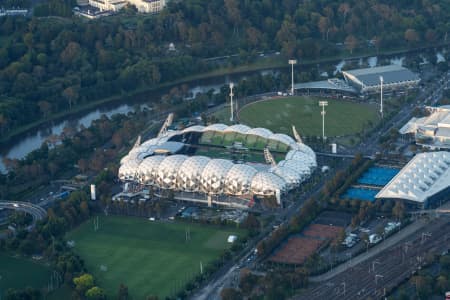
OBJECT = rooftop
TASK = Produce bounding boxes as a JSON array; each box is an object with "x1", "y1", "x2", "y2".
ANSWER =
[
  {"x1": 293, "y1": 78, "x2": 357, "y2": 94},
  {"x1": 376, "y1": 152, "x2": 450, "y2": 203},
  {"x1": 343, "y1": 65, "x2": 420, "y2": 87},
  {"x1": 400, "y1": 106, "x2": 450, "y2": 135}
]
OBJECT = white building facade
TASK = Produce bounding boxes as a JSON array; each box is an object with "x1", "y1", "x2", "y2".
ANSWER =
[
  {"x1": 88, "y1": 0, "x2": 165, "y2": 13},
  {"x1": 400, "y1": 106, "x2": 450, "y2": 149},
  {"x1": 118, "y1": 124, "x2": 317, "y2": 206}
]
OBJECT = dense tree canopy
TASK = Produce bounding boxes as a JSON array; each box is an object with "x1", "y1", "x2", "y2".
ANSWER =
[{"x1": 1, "y1": 0, "x2": 450, "y2": 136}]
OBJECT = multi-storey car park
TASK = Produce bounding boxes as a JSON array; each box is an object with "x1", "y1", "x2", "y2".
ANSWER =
[{"x1": 118, "y1": 121, "x2": 317, "y2": 208}]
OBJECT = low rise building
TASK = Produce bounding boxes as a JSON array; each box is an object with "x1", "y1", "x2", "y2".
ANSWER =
[
  {"x1": 86, "y1": 0, "x2": 165, "y2": 13},
  {"x1": 400, "y1": 106, "x2": 450, "y2": 149},
  {"x1": 342, "y1": 65, "x2": 420, "y2": 94}
]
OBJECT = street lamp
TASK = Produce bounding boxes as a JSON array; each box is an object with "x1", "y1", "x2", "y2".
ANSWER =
[
  {"x1": 379, "y1": 76, "x2": 384, "y2": 118},
  {"x1": 319, "y1": 101, "x2": 328, "y2": 141},
  {"x1": 229, "y1": 82, "x2": 234, "y2": 122},
  {"x1": 289, "y1": 59, "x2": 297, "y2": 95}
]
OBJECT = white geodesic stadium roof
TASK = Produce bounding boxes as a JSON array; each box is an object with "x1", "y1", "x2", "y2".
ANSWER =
[
  {"x1": 269, "y1": 133, "x2": 296, "y2": 146},
  {"x1": 225, "y1": 124, "x2": 251, "y2": 134},
  {"x1": 270, "y1": 165, "x2": 303, "y2": 187},
  {"x1": 285, "y1": 149, "x2": 317, "y2": 168},
  {"x1": 224, "y1": 164, "x2": 258, "y2": 195},
  {"x1": 156, "y1": 155, "x2": 188, "y2": 189},
  {"x1": 277, "y1": 159, "x2": 311, "y2": 175},
  {"x1": 118, "y1": 123, "x2": 317, "y2": 198},
  {"x1": 179, "y1": 156, "x2": 211, "y2": 177},
  {"x1": 178, "y1": 156, "x2": 211, "y2": 192},
  {"x1": 204, "y1": 123, "x2": 228, "y2": 131},
  {"x1": 247, "y1": 127, "x2": 273, "y2": 138},
  {"x1": 182, "y1": 125, "x2": 206, "y2": 133},
  {"x1": 136, "y1": 155, "x2": 166, "y2": 184},
  {"x1": 251, "y1": 172, "x2": 287, "y2": 196}
]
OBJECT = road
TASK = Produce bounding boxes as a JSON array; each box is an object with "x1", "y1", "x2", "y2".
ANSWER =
[
  {"x1": 0, "y1": 200, "x2": 47, "y2": 228},
  {"x1": 190, "y1": 69, "x2": 450, "y2": 299},
  {"x1": 190, "y1": 158, "x2": 352, "y2": 300}
]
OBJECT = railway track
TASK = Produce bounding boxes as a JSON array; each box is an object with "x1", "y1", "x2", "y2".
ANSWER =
[{"x1": 295, "y1": 217, "x2": 450, "y2": 299}]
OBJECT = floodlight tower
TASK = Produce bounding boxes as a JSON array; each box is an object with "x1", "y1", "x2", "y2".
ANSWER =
[
  {"x1": 229, "y1": 82, "x2": 234, "y2": 122},
  {"x1": 289, "y1": 59, "x2": 297, "y2": 95},
  {"x1": 319, "y1": 101, "x2": 328, "y2": 141},
  {"x1": 379, "y1": 76, "x2": 384, "y2": 118}
]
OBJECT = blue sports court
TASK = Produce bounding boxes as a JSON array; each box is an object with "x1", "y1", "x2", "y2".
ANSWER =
[{"x1": 357, "y1": 167, "x2": 399, "y2": 186}]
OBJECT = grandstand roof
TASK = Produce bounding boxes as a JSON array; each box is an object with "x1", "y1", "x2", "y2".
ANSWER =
[
  {"x1": 376, "y1": 152, "x2": 450, "y2": 203},
  {"x1": 153, "y1": 141, "x2": 184, "y2": 154},
  {"x1": 343, "y1": 65, "x2": 419, "y2": 87},
  {"x1": 293, "y1": 78, "x2": 357, "y2": 93},
  {"x1": 118, "y1": 123, "x2": 317, "y2": 197}
]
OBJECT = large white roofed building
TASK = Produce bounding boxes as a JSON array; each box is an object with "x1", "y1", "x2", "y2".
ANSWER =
[
  {"x1": 342, "y1": 65, "x2": 420, "y2": 94},
  {"x1": 376, "y1": 152, "x2": 450, "y2": 208},
  {"x1": 86, "y1": 0, "x2": 165, "y2": 13},
  {"x1": 400, "y1": 106, "x2": 450, "y2": 149},
  {"x1": 118, "y1": 122, "x2": 317, "y2": 208}
]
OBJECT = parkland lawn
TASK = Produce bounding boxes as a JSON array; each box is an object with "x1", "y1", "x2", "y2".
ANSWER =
[
  {"x1": 66, "y1": 216, "x2": 246, "y2": 299},
  {"x1": 0, "y1": 253, "x2": 51, "y2": 297},
  {"x1": 238, "y1": 96, "x2": 379, "y2": 137}
]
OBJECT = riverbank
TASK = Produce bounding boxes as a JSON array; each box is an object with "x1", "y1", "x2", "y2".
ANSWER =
[{"x1": 1, "y1": 42, "x2": 448, "y2": 148}]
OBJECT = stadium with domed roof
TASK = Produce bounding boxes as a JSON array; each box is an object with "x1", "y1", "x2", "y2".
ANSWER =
[{"x1": 118, "y1": 114, "x2": 317, "y2": 208}]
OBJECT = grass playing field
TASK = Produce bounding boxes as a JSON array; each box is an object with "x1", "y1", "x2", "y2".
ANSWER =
[
  {"x1": 238, "y1": 96, "x2": 379, "y2": 137},
  {"x1": 66, "y1": 216, "x2": 246, "y2": 299},
  {"x1": 0, "y1": 253, "x2": 51, "y2": 297}
]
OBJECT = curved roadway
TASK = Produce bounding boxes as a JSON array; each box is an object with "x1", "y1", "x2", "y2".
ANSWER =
[{"x1": 0, "y1": 201, "x2": 47, "y2": 227}]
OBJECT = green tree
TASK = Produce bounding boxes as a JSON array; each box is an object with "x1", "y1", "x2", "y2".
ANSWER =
[
  {"x1": 73, "y1": 273, "x2": 94, "y2": 295},
  {"x1": 85, "y1": 286, "x2": 106, "y2": 300}
]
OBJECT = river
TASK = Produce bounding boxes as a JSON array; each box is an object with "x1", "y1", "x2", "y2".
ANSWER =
[{"x1": 0, "y1": 50, "x2": 446, "y2": 173}]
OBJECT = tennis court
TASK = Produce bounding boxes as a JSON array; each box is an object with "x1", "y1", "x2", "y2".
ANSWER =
[
  {"x1": 342, "y1": 188, "x2": 379, "y2": 202},
  {"x1": 357, "y1": 167, "x2": 399, "y2": 186}
]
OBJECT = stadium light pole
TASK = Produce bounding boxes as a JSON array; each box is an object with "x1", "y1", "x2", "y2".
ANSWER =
[
  {"x1": 319, "y1": 101, "x2": 328, "y2": 141},
  {"x1": 229, "y1": 82, "x2": 234, "y2": 122},
  {"x1": 230, "y1": 82, "x2": 234, "y2": 122},
  {"x1": 289, "y1": 59, "x2": 297, "y2": 95},
  {"x1": 379, "y1": 76, "x2": 384, "y2": 118}
]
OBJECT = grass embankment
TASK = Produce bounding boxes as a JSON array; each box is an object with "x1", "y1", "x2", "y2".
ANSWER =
[
  {"x1": 238, "y1": 96, "x2": 378, "y2": 137},
  {"x1": 66, "y1": 216, "x2": 246, "y2": 299}
]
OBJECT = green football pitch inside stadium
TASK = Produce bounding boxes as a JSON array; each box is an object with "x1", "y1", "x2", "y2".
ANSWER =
[
  {"x1": 238, "y1": 96, "x2": 379, "y2": 137},
  {"x1": 66, "y1": 216, "x2": 246, "y2": 299}
]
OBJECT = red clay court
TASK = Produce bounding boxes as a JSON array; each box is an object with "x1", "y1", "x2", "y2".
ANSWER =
[
  {"x1": 303, "y1": 224, "x2": 344, "y2": 240},
  {"x1": 270, "y1": 237, "x2": 323, "y2": 264}
]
